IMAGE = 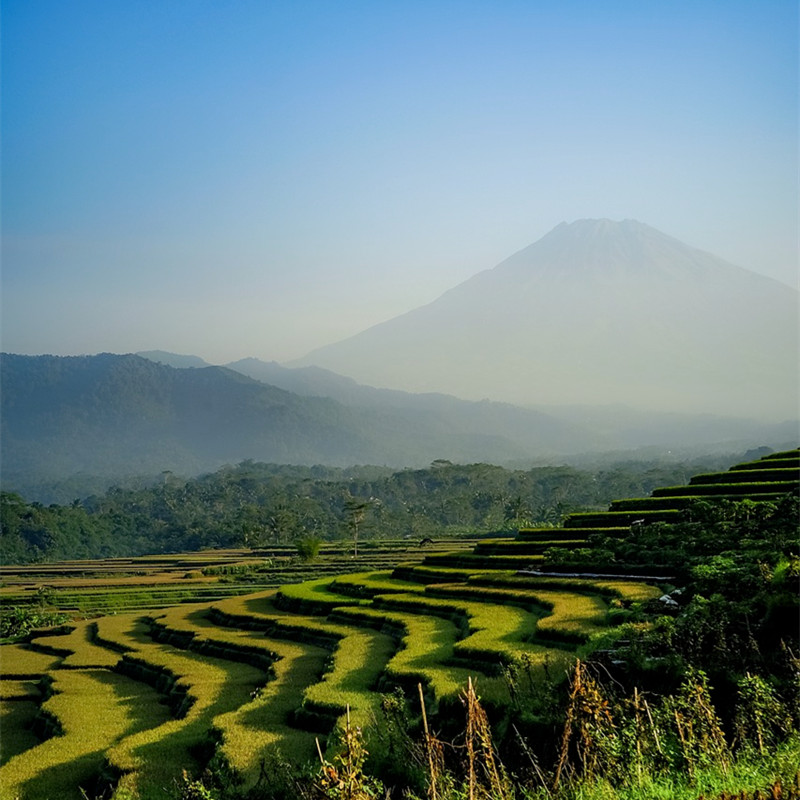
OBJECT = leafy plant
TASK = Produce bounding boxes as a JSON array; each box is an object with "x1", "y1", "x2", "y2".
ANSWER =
[
  {"x1": 0, "y1": 605, "x2": 69, "y2": 639},
  {"x1": 734, "y1": 673, "x2": 793, "y2": 756},
  {"x1": 313, "y1": 708, "x2": 385, "y2": 799},
  {"x1": 297, "y1": 536, "x2": 323, "y2": 562}
]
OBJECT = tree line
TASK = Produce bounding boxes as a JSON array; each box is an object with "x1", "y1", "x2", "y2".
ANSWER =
[{"x1": 1, "y1": 458, "x2": 710, "y2": 564}]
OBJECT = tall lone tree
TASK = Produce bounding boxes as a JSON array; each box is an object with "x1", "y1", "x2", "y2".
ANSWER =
[{"x1": 344, "y1": 495, "x2": 371, "y2": 557}]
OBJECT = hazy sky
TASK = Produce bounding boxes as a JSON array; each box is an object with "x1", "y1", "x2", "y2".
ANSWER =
[{"x1": 2, "y1": 0, "x2": 797, "y2": 363}]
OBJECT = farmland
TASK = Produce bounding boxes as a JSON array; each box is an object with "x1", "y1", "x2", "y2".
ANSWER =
[{"x1": 0, "y1": 449, "x2": 798, "y2": 799}]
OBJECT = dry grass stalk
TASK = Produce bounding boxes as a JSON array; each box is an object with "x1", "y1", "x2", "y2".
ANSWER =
[
  {"x1": 418, "y1": 682, "x2": 444, "y2": 800},
  {"x1": 462, "y1": 676, "x2": 512, "y2": 800},
  {"x1": 314, "y1": 704, "x2": 381, "y2": 800},
  {"x1": 642, "y1": 694, "x2": 663, "y2": 757},
  {"x1": 553, "y1": 659, "x2": 616, "y2": 790},
  {"x1": 668, "y1": 668, "x2": 730, "y2": 781}
]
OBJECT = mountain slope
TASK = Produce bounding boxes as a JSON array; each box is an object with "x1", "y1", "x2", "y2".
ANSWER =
[
  {"x1": 0, "y1": 354, "x2": 591, "y2": 494},
  {"x1": 0, "y1": 353, "x2": 383, "y2": 479},
  {"x1": 223, "y1": 357, "x2": 797, "y2": 455},
  {"x1": 293, "y1": 219, "x2": 798, "y2": 420},
  {"x1": 225, "y1": 357, "x2": 592, "y2": 453}
]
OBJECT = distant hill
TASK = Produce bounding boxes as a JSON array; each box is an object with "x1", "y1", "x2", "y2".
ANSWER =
[
  {"x1": 1, "y1": 353, "x2": 592, "y2": 497},
  {"x1": 292, "y1": 219, "x2": 799, "y2": 421},
  {"x1": 136, "y1": 350, "x2": 212, "y2": 368},
  {"x1": 0, "y1": 353, "x2": 379, "y2": 480},
  {"x1": 225, "y1": 356, "x2": 592, "y2": 449},
  {"x1": 224, "y1": 357, "x2": 797, "y2": 455},
  {"x1": 3, "y1": 353, "x2": 794, "y2": 501}
]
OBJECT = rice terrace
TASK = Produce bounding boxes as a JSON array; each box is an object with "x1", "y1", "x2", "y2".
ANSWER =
[{"x1": 1, "y1": 449, "x2": 798, "y2": 800}]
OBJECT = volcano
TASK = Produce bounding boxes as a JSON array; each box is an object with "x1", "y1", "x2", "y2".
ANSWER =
[{"x1": 293, "y1": 219, "x2": 798, "y2": 420}]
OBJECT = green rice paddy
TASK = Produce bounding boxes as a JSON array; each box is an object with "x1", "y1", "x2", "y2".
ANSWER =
[{"x1": 0, "y1": 668, "x2": 172, "y2": 800}]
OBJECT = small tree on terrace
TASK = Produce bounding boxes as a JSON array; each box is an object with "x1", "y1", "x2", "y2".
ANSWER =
[{"x1": 344, "y1": 495, "x2": 372, "y2": 557}]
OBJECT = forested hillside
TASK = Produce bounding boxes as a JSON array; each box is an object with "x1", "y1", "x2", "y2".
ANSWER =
[
  {"x1": 1, "y1": 353, "x2": 591, "y2": 499},
  {"x1": 5, "y1": 353, "x2": 795, "y2": 505}
]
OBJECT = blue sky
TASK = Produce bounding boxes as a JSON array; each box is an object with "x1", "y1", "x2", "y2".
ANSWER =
[{"x1": 2, "y1": 0, "x2": 797, "y2": 363}]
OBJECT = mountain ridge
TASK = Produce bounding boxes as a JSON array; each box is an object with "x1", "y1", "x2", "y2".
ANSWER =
[
  {"x1": 0, "y1": 353, "x2": 588, "y2": 497},
  {"x1": 3, "y1": 351, "x2": 795, "y2": 502}
]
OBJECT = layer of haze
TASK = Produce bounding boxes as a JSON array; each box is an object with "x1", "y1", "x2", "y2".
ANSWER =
[{"x1": 2, "y1": 0, "x2": 797, "y2": 364}]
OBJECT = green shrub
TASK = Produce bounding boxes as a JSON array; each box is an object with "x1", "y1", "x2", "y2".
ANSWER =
[
  {"x1": 0, "y1": 606, "x2": 70, "y2": 640},
  {"x1": 296, "y1": 536, "x2": 323, "y2": 562}
]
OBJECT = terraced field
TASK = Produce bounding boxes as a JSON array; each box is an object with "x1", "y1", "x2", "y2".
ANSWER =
[
  {"x1": 1, "y1": 449, "x2": 797, "y2": 799},
  {"x1": 0, "y1": 540, "x2": 477, "y2": 614}
]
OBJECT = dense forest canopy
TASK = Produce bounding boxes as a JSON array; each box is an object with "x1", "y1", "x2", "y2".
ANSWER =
[{"x1": 0, "y1": 456, "x2": 744, "y2": 564}]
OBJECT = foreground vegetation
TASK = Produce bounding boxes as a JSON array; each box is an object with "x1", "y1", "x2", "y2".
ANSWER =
[{"x1": 0, "y1": 449, "x2": 797, "y2": 799}]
